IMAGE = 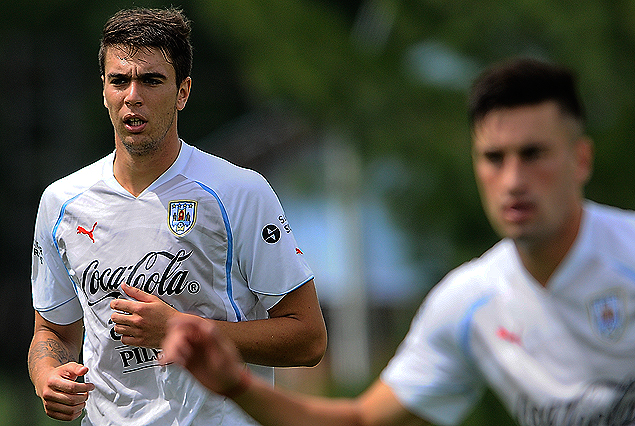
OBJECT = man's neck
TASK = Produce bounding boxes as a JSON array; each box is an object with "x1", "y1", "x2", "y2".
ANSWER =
[
  {"x1": 515, "y1": 205, "x2": 584, "y2": 287},
  {"x1": 113, "y1": 138, "x2": 182, "y2": 197}
]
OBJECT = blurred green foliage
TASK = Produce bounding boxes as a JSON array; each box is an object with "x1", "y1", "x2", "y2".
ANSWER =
[
  {"x1": 2, "y1": 1, "x2": 635, "y2": 425},
  {"x1": 182, "y1": 0, "x2": 635, "y2": 271},
  {"x1": 0, "y1": 375, "x2": 81, "y2": 426}
]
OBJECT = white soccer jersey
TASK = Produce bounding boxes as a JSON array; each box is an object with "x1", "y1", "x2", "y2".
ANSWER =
[
  {"x1": 31, "y1": 141, "x2": 314, "y2": 426},
  {"x1": 382, "y1": 202, "x2": 635, "y2": 426}
]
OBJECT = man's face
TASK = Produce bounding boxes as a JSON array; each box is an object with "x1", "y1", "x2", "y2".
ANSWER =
[
  {"x1": 472, "y1": 101, "x2": 592, "y2": 248},
  {"x1": 102, "y1": 45, "x2": 191, "y2": 156}
]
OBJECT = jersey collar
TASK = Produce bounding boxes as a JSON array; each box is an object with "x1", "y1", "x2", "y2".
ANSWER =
[{"x1": 102, "y1": 140, "x2": 194, "y2": 198}]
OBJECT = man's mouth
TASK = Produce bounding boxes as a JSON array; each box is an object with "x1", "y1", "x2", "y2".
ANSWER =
[
  {"x1": 124, "y1": 116, "x2": 147, "y2": 132},
  {"x1": 127, "y1": 118, "x2": 144, "y2": 126},
  {"x1": 502, "y1": 201, "x2": 535, "y2": 223}
]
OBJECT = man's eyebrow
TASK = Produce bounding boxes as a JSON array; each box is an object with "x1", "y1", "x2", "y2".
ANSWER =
[
  {"x1": 139, "y1": 72, "x2": 168, "y2": 80},
  {"x1": 106, "y1": 72, "x2": 168, "y2": 80},
  {"x1": 106, "y1": 72, "x2": 130, "y2": 80}
]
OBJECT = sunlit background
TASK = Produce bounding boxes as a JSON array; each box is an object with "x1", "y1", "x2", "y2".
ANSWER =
[{"x1": 3, "y1": 1, "x2": 635, "y2": 424}]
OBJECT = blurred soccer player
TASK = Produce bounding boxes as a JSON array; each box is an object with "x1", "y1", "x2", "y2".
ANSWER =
[{"x1": 162, "y1": 57, "x2": 635, "y2": 426}]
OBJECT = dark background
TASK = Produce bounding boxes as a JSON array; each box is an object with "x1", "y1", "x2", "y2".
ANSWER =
[{"x1": 2, "y1": 1, "x2": 635, "y2": 424}]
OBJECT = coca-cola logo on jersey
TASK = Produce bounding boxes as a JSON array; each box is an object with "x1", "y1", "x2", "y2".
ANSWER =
[
  {"x1": 515, "y1": 379, "x2": 635, "y2": 426},
  {"x1": 80, "y1": 249, "x2": 201, "y2": 305}
]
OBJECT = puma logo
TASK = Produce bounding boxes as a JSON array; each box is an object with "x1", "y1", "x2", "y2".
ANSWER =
[
  {"x1": 77, "y1": 222, "x2": 97, "y2": 243},
  {"x1": 496, "y1": 326, "x2": 522, "y2": 345}
]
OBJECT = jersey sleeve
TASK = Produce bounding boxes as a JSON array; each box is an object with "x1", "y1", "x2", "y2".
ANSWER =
[
  {"x1": 31, "y1": 187, "x2": 83, "y2": 325},
  {"x1": 380, "y1": 271, "x2": 487, "y2": 426},
  {"x1": 229, "y1": 171, "x2": 314, "y2": 311}
]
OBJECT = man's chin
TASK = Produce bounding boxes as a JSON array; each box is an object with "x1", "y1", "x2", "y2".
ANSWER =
[
  {"x1": 121, "y1": 137, "x2": 160, "y2": 156},
  {"x1": 498, "y1": 222, "x2": 534, "y2": 242}
]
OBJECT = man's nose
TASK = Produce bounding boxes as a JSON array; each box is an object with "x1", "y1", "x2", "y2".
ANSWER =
[
  {"x1": 125, "y1": 81, "x2": 143, "y2": 106},
  {"x1": 501, "y1": 156, "x2": 527, "y2": 192}
]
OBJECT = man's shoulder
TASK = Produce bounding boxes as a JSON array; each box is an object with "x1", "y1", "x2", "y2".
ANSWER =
[
  {"x1": 428, "y1": 240, "x2": 514, "y2": 305},
  {"x1": 449, "y1": 240, "x2": 514, "y2": 281},
  {"x1": 42, "y1": 155, "x2": 111, "y2": 202},
  {"x1": 184, "y1": 145, "x2": 271, "y2": 194},
  {"x1": 584, "y1": 201, "x2": 635, "y2": 257},
  {"x1": 587, "y1": 201, "x2": 635, "y2": 224}
]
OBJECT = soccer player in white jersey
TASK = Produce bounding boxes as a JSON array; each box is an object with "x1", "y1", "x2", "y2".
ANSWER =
[
  {"x1": 28, "y1": 7, "x2": 327, "y2": 425},
  {"x1": 160, "y1": 57, "x2": 635, "y2": 426}
]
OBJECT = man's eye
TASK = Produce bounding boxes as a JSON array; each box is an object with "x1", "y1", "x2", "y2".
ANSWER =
[
  {"x1": 520, "y1": 146, "x2": 544, "y2": 161},
  {"x1": 484, "y1": 151, "x2": 504, "y2": 165},
  {"x1": 145, "y1": 78, "x2": 162, "y2": 85}
]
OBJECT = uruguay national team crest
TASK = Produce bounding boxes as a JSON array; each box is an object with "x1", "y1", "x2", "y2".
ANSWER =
[
  {"x1": 588, "y1": 291, "x2": 626, "y2": 341},
  {"x1": 169, "y1": 200, "x2": 197, "y2": 236}
]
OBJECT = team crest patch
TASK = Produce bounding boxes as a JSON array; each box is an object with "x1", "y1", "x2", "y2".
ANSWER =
[
  {"x1": 169, "y1": 200, "x2": 197, "y2": 236},
  {"x1": 588, "y1": 291, "x2": 626, "y2": 341}
]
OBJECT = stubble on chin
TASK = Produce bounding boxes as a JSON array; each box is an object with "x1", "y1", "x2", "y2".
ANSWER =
[{"x1": 120, "y1": 137, "x2": 161, "y2": 157}]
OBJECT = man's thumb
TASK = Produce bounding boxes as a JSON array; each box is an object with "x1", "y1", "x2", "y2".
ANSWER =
[
  {"x1": 61, "y1": 362, "x2": 89, "y2": 380},
  {"x1": 121, "y1": 283, "x2": 154, "y2": 302}
]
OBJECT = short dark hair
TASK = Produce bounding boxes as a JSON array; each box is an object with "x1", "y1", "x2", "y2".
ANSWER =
[
  {"x1": 468, "y1": 57, "x2": 585, "y2": 129},
  {"x1": 99, "y1": 7, "x2": 193, "y2": 86}
]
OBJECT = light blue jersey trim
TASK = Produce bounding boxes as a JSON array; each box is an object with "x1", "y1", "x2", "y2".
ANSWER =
[
  {"x1": 196, "y1": 181, "x2": 242, "y2": 322},
  {"x1": 36, "y1": 295, "x2": 80, "y2": 312},
  {"x1": 458, "y1": 294, "x2": 492, "y2": 359},
  {"x1": 611, "y1": 258, "x2": 635, "y2": 283},
  {"x1": 52, "y1": 193, "x2": 84, "y2": 294}
]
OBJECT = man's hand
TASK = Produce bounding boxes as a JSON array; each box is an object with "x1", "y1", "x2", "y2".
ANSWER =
[
  {"x1": 35, "y1": 362, "x2": 95, "y2": 421},
  {"x1": 110, "y1": 283, "x2": 180, "y2": 348},
  {"x1": 160, "y1": 314, "x2": 249, "y2": 397}
]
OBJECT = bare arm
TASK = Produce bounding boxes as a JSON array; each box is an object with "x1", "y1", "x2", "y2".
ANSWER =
[
  {"x1": 161, "y1": 314, "x2": 429, "y2": 426},
  {"x1": 213, "y1": 279, "x2": 327, "y2": 366},
  {"x1": 28, "y1": 312, "x2": 95, "y2": 421},
  {"x1": 111, "y1": 279, "x2": 327, "y2": 366},
  {"x1": 236, "y1": 377, "x2": 429, "y2": 426}
]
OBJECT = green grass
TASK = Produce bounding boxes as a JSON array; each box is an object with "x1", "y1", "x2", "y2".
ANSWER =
[{"x1": 0, "y1": 373, "x2": 82, "y2": 426}]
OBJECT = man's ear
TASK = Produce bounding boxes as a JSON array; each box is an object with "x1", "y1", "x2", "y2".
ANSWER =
[
  {"x1": 176, "y1": 77, "x2": 192, "y2": 111},
  {"x1": 576, "y1": 135, "x2": 594, "y2": 185},
  {"x1": 102, "y1": 75, "x2": 108, "y2": 108}
]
